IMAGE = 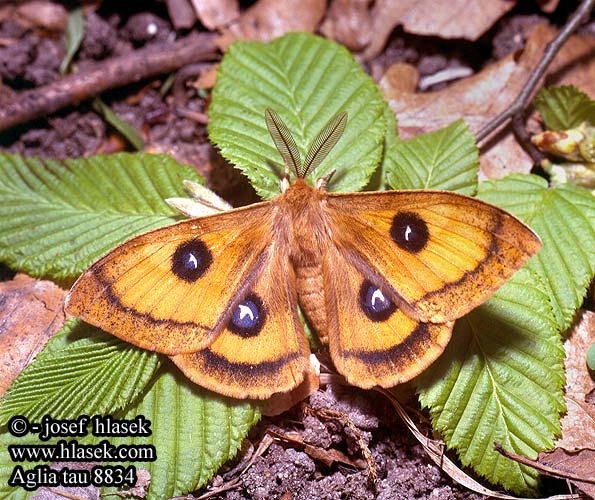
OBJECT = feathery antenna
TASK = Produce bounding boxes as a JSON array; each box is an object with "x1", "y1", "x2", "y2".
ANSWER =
[
  {"x1": 303, "y1": 112, "x2": 347, "y2": 178},
  {"x1": 265, "y1": 108, "x2": 301, "y2": 178},
  {"x1": 264, "y1": 108, "x2": 348, "y2": 179}
]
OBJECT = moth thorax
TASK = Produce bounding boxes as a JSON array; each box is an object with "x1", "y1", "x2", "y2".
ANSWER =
[{"x1": 295, "y1": 261, "x2": 328, "y2": 344}]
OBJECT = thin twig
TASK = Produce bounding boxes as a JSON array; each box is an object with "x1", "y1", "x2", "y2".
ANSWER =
[
  {"x1": 476, "y1": 0, "x2": 595, "y2": 144},
  {"x1": 41, "y1": 487, "x2": 89, "y2": 500},
  {"x1": 494, "y1": 443, "x2": 595, "y2": 485},
  {"x1": 0, "y1": 32, "x2": 219, "y2": 133},
  {"x1": 511, "y1": 113, "x2": 545, "y2": 164},
  {"x1": 305, "y1": 406, "x2": 378, "y2": 484}
]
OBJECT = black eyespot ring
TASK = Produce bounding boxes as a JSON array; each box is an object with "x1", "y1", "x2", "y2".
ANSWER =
[
  {"x1": 228, "y1": 294, "x2": 266, "y2": 338},
  {"x1": 390, "y1": 212, "x2": 429, "y2": 253},
  {"x1": 359, "y1": 280, "x2": 396, "y2": 322},
  {"x1": 171, "y1": 239, "x2": 213, "y2": 282}
]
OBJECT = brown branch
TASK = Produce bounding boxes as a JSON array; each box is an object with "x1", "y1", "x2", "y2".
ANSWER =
[
  {"x1": 494, "y1": 442, "x2": 595, "y2": 485},
  {"x1": 511, "y1": 113, "x2": 545, "y2": 164},
  {"x1": 305, "y1": 406, "x2": 378, "y2": 484},
  {"x1": 0, "y1": 32, "x2": 219, "y2": 133},
  {"x1": 476, "y1": 0, "x2": 595, "y2": 145}
]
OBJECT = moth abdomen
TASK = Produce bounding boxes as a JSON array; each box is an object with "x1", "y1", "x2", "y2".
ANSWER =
[{"x1": 294, "y1": 260, "x2": 328, "y2": 343}]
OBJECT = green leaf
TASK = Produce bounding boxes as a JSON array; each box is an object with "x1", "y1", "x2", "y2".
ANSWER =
[
  {"x1": 160, "y1": 72, "x2": 176, "y2": 97},
  {"x1": 103, "y1": 366, "x2": 261, "y2": 499},
  {"x1": 587, "y1": 343, "x2": 595, "y2": 371},
  {"x1": 385, "y1": 120, "x2": 478, "y2": 194},
  {"x1": 60, "y1": 7, "x2": 84, "y2": 75},
  {"x1": 418, "y1": 267, "x2": 564, "y2": 493},
  {"x1": 367, "y1": 103, "x2": 399, "y2": 191},
  {"x1": 0, "y1": 432, "x2": 29, "y2": 500},
  {"x1": 0, "y1": 320, "x2": 161, "y2": 426},
  {"x1": 0, "y1": 152, "x2": 201, "y2": 280},
  {"x1": 0, "y1": 366, "x2": 261, "y2": 500},
  {"x1": 534, "y1": 85, "x2": 595, "y2": 130},
  {"x1": 477, "y1": 174, "x2": 595, "y2": 331},
  {"x1": 91, "y1": 98, "x2": 145, "y2": 151},
  {"x1": 208, "y1": 32, "x2": 386, "y2": 199}
]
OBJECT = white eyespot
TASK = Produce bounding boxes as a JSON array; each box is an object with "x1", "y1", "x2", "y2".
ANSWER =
[
  {"x1": 147, "y1": 22, "x2": 158, "y2": 35},
  {"x1": 238, "y1": 304, "x2": 255, "y2": 322},
  {"x1": 230, "y1": 298, "x2": 262, "y2": 334},
  {"x1": 371, "y1": 288, "x2": 386, "y2": 308},
  {"x1": 187, "y1": 253, "x2": 198, "y2": 268},
  {"x1": 361, "y1": 281, "x2": 395, "y2": 321},
  {"x1": 404, "y1": 225, "x2": 412, "y2": 241}
]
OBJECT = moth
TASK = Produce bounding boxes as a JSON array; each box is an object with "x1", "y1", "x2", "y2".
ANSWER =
[{"x1": 66, "y1": 109, "x2": 541, "y2": 399}]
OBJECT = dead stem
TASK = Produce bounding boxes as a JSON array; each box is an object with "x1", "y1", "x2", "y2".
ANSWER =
[
  {"x1": 0, "y1": 32, "x2": 218, "y2": 133},
  {"x1": 476, "y1": 0, "x2": 595, "y2": 148},
  {"x1": 305, "y1": 405, "x2": 378, "y2": 485},
  {"x1": 494, "y1": 443, "x2": 595, "y2": 485}
]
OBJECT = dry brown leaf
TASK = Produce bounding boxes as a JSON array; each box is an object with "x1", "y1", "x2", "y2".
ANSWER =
[
  {"x1": 547, "y1": 40, "x2": 595, "y2": 98},
  {"x1": 381, "y1": 24, "x2": 595, "y2": 179},
  {"x1": 382, "y1": 46, "x2": 532, "y2": 178},
  {"x1": 218, "y1": 0, "x2": 325, "y2": 49},
  {"x1": 0, "y1": 274, "x2": 66, "y2": 397},
  {"x1": 190, "y1": 0, "x2": 239, "y2": 30},
  {"x1": 271, "y1": 430, "x2": 365, "y2": 469},
  {"x1": 557, "y1": 310, "x2": 595, "y2": 452},
  {"x1": 189, "y1": 63, "x2": 219, "y2": 90},
  {"x1": 538, "y1": 448, "x2": 595, "y2": 498},
  {"x1": 0, "y1": 1, "x2": 67, "y2": 31},
  {"x1": 120, "y1": 468, "x2": 151, "y2": 498},
  {"x1": 359, "y1": 0, "x2": 516, "y2": 61},
  {"x1": 319, "y1": 0, "x2": 373, "y2": 51},
  {"x1": 536, "y1": 0, "x2": 560, "y2": 14},
  {"x1": 15, "y1": 0, "x2": 67, "y2": 31},
  {"x1": 263, "y1": 354, "x2": 320, "y2": 417},
  {"x1": 165, "y1": 0, "x2": 197, "y2": 30},
  {"x1": 379, "y1": 62, "x2": 419, "y2": 97}
]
